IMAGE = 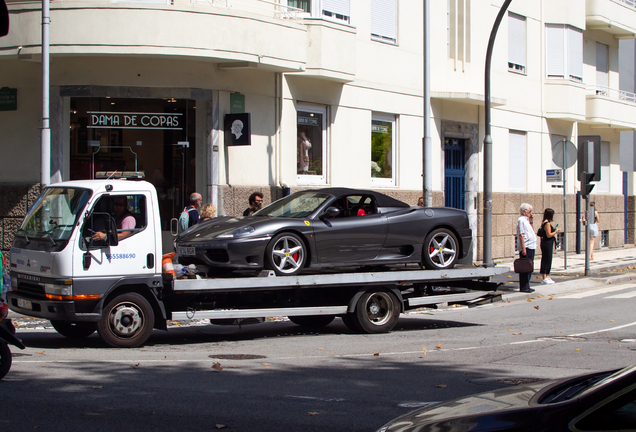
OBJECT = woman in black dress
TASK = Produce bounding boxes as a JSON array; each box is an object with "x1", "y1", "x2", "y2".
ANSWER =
[{"x1": 540, "y1": 208, "x2": 560, "y2": 284}]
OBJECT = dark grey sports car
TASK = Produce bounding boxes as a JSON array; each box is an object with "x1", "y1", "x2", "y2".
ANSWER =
[{"x1": 176, "y1": 188, "x2": 472, "y2": 276}]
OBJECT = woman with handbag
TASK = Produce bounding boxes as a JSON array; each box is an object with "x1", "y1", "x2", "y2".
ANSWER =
[
  {"x1": 517, "y1": 203, "x2": 537, "y2": 293},
  {"x1": 539, "y1": 208, "x2": 559, "y2": 284}
]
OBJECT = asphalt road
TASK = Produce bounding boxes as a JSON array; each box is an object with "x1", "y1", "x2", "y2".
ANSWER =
[{"x1": 2, "y1": 274, "x2": 636, "y2": 432}]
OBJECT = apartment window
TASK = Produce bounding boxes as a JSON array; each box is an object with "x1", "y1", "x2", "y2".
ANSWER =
[
  {"x1": 509, "y1": 130, "x2": 527, "y2": 191},
  {"x1": 596, "y1": 141, "x2": 610, "y2": 192},
  {"x1": 371, "y1": 113, "x2": 396, "y2": 186},
  {"x1": 508, "y1": 13, "x2": 526, "y2": 74},
  {"x1": 287, "y1": 0, "x2": 350, "y2": 23},
  {"x1": 371, "y1": 0, "x2": 397, "y2": 44},
  {"x1": 596, "y1": 42, "x2": 609, "y2": 95},
  {"x1": 297, "y1": 104, "x2": 327, "y2": 185},
  {"x1": 546, "y1": 24, "x2": 583, "y2": 82}
]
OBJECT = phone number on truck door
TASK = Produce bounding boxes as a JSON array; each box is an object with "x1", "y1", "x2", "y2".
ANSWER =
[{"x1": 106, "y1": 253, "x2": 136, "y2": 260}]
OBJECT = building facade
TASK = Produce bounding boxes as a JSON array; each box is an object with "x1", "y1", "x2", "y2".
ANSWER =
[{"x1": 0, "y1": 0, "x2": 635, "y2": 261}]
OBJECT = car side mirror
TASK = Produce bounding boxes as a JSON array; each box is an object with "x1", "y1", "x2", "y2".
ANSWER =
[{"x1": 321, "y1": 206, "x2": 340, "y2": 219}]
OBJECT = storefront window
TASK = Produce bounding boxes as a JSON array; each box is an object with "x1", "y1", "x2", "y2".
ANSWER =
[
  {"x1": 69, "y1": 97, "x2": 196, "y2": 230},
  {"x1": 371, "y1": 114, "x2": 395, "y2": 186},
  {"x1": 297, "y1": 105, "x2": 327, "y2": 184}
]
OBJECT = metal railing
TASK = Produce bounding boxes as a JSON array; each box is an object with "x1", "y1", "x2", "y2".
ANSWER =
[
  {"x1": 616, "y1": 0, "x2": 636, "y2": 10},
  {"x1": 588, "y1": 85, "x2": 636, "y2": 103},
  {"x1": 189, "y1": 0, "x2": 303, "y2": 21}
]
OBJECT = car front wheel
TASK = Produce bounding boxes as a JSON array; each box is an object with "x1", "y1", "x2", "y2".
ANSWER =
[
  {"x1": 421, "y1": 228, "x2": 459, "y2": 270},
  {"x1": 265, "y1": 232, "x2": 306, "y2": 276}
]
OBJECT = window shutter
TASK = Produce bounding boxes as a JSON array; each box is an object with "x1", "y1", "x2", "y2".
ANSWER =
[
  {"x1": 546, "y1": 25, "x2": 564, "y2": 78},
  {"x1": 568, "y1": 26, "x2": 583, "y2": 80},
  {"x1": 508, "y1": 13, "x2": 526, "y2": 68},
  {"x1": 509, "y1": 131, "x2": 527, "y2": 191},
  {"x1": 596, "y1": 42, "x2": 609, "y2": 88},
  {"x1": 371, "y1": 0, "x2": 397, "y2": 41},
  {"x1": 322, "y1": 0, "x2": 350, "y2": 16},
  {"x1": 598, "y1": 141, "x2": 610, "y2": 192}
]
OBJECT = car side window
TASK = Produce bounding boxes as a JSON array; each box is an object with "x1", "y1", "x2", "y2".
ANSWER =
[{"x1": 575, "y1": 388, "x2": 636, "y2": 430}]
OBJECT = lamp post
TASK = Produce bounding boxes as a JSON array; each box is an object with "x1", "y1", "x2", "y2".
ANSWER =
[
  {"x1": 483, "y1": 0, "x2": 512, "y2": 265},
  {"x1": 41, "y1": 0, "x2": 50, "y2": 187}
]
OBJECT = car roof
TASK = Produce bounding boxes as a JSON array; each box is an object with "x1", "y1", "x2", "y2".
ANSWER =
[{"x1": 306, "y1": 188, "x2": 410, "y2": 208}]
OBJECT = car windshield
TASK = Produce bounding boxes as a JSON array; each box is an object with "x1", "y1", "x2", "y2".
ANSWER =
[
  {"x1": 18, "y1": 187, "x2": 92, "y2": 241},
  {"x1": 254, "y1": 192, "x2": 331, "y2": 218}
]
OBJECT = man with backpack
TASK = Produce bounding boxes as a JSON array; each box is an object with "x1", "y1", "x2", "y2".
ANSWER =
[{"x1": 178, "y1": 192, "x2": 202, "y2": 234}]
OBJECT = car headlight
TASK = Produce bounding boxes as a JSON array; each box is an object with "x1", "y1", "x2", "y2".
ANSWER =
[{"x1": 217, "y1": 226, "x2": 255, "y2": 238}]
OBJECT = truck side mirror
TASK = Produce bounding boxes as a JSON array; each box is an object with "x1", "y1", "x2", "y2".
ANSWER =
[{"x1": 83, "y1": 252, "x2": 91, "y2": 270}]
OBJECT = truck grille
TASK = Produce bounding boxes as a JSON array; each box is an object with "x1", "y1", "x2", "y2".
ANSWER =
[{"x1": 16, "y1": 281, "x2": 46, "y2": 300}]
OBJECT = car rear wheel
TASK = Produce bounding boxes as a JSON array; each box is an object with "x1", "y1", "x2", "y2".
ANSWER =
[
  {"x1": 421, "y1": 228, "x2": 459, "y2": 270},
  {"x1": 351, "y1": 289, "x2": 400, "y2": 334},
  {"x1": 51, "y1": 320, "x2": 96, "y2": 339},
  {"x1": 288, "y1": 315, "x2": 335, "y2": 328},
  {"x1": 265, "y1": 232, "x2": 306, "y2": 276}
]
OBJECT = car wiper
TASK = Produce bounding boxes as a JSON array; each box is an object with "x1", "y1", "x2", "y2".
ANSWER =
[{"x1": 16, "y1": 228, "x2": 30, "y2": 244}]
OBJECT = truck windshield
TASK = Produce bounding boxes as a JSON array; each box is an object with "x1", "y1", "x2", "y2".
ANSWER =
[{"x1": 19, "y1": 188, "x2": 92, "y2": 242}]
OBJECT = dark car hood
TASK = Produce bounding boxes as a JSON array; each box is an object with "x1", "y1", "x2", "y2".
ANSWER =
[
  {"x1": 178, "y1": 215, "x2": 284, "y2": 242},
  {"x1": 379, "y1": 380, "x2": 553, "y2": 432}
]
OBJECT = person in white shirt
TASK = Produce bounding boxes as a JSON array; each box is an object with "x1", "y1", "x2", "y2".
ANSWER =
[{"x1": 517, "y1": 203, "x2": 537, "y2": 293}]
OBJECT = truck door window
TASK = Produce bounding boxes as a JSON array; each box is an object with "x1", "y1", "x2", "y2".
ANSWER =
[{"x1": 83, "y1": 195, "x2": 146, "y2": 246}]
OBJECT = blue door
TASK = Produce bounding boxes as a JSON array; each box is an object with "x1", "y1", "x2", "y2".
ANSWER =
[{"x1": 444, "y1": 138, "x2": 465, "y2": 210}]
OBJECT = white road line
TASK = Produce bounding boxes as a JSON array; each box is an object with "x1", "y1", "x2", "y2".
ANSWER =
[
  {"x1": 569, "y1": 321, "x2": 636, "y2": 337},
  {"x1": 559, "y1": 283, "x2": 636, "y2": 299},
  {"x1": 605, "y1": 290, "x2": 636, "y2": 299}
]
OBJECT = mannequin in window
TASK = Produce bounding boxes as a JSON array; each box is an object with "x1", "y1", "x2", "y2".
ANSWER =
[{"x1": 297, "y1": 132, "x2": 312, "y2": 173}]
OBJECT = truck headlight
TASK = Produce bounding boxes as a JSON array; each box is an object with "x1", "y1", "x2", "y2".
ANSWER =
[{"x1": 44, "y1": 283, "x2": 72, "y2": 297}]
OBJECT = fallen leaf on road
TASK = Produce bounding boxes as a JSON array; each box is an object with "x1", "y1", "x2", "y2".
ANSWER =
[
  {"x1": 507, "y1": 275, "x2": 512, "y2": 278},
  {"x1": 130, "y1": 363, "x2": 140, "y2": 369},
  {"x1": 318, "y1": 348, "x2": 324, "y2": 351},
  {"x1": 556, "y1": 331, "x2": 563, "y2": 333},
  {"x1": 307, "y1": 412, "x2": 319, "y2": 416},
  {"x1": 527, "y1": 298, "x2": 532, "y2": 302},
  {"x1": 36, "y1": 351, "x2": 45, "y2": 354},
  {"x1": 374, "y1": 353, "x2": 380, "y2": 356},
  {"x1": 508, "y1": 329, "x2": 513, "y2": 332},
  {"x1": 534, "y1": 306, "x2": 540, "y2": 310},
  {"x1": 575, "y1": 349, "x2": 581, "y2": 351},
  {"x1": 512, "y1": 332, "x2": 522, "y2": 335},
  {"x1": 215, "y1": 425, "x2": 226, "y2": 429},
  {"x1": 435, "y1": 384, "x2": 447, "y2": 388},
  {"x1": 464, "y1": 372, "x2": 470, "y2": 375},
  {"x1": 92, "y1": 386, "x2": 103, "y2": 389},
  {"x1": 435, "y1": 344, "x2": 442, "y2": 349},
  {"x1": 538, "y1": 295, "x2": 542, "y2": 298},
  {"x1": 611, "y1": 320, "x2": 615, "y2": 322},
  {"x1": 422, "y1": 348, "x2": 427, "y2": 355},
  {"x1": 548, "y1": 296, "x2": 554, "y2": 300},
  {"x1": 212, "y1": 362, "x2": 223, "y2": 371},
  {"x1": 261, "y1": 363, "x2": 271, "y2": 366},
  {"x1": 509, "y1": 282, "x2": 514, "y2": 284}
]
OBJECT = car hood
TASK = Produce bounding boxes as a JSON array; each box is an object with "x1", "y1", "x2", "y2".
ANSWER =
[
  {"x1": 378, "y1": 380, "x2": 552, "y2": 432},
  {"x1": 177, "y1": 216, "x2": 252, "y2": 241}
]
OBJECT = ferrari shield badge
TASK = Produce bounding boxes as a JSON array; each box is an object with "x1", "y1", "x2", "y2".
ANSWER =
[{"x1": 304, "y1": 220, "x2": 310, "y2": 226}]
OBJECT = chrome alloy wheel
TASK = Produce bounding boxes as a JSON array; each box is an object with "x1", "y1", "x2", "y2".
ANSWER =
[
  {"x1": 427, "y1": 231, "x2": 458, "y2": 268},
  {"x1": 270, "y1": 235, "x2": 305, "y2": 274}
]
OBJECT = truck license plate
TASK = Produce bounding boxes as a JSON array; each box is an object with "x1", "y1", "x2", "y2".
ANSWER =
[
  {"x1": 178, "y1": 247, "x2": 196, "y2": 256},
  {"x1": 17, "y1": 298, "x2": 32, "y2": 310}
]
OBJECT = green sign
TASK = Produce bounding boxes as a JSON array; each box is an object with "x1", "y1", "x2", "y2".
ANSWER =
[
  {"x1": 0, "y1": 87, "x2": 17, "y2": 111},
  {"x1": 230, "y1": 92, "x2": 245, "y2": 114}
]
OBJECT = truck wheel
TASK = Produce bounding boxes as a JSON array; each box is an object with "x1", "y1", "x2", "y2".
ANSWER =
[
  {"x1": 351, "y1": 290, "x2": 400, "y2": 334},
  {"x1": 0, "y1": 343, "x2": 11, "y2": 379},
  {"x1": 97, "y1": 293, "x2": 154, "y2": 348},
  {"x1": 341, "y1": 313, "x2": 361, "y2": 332},
  {"x1": 421, "y1": 228, "x2": 459, "y2": 270},
  {"x1": 288, "y1": 315, "x2": 335, "y2": 328},
  {"x1": 265, "y1": 232, "x2": 306, "y2": 276},
  {"x1": 50, "y1": 321, "x2": 96, "y2": 339}
]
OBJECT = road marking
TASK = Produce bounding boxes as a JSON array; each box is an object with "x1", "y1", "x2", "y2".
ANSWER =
[
  {"x1": 569, "y1": 320, "x2": 636, "y2": 337},
  {"x1": 559, "y1": 283, "x2": 636, "y2": 299},
  {"x1": 605, "y1": 290, "x2": 636, "y2": 299}
]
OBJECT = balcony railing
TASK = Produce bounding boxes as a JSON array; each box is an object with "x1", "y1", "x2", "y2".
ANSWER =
[
  {"x1": 588, "y1": 85, "x2": 636, "y2": 103},
  {"x1": 189, "y1": 0, "x2": 303, "y2": 21},
  {"x1": 616, "y1": 0, "x2": 636, "y2": 10}
]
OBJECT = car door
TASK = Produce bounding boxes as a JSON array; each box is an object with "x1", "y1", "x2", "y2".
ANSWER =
[{"x1": 313, "y1": 195, "x2": 388, "y2": 263}]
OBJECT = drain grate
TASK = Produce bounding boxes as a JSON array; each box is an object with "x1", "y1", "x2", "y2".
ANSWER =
[
  {"x1": 208, "y1": 354, "x2": 267, "y2": 360},
  {"x1": 496, "y1": 378, "x2": 548, "y2": 385},
  {"x1": 536, "y1": 336, "x2": 586, "y2": 342}
]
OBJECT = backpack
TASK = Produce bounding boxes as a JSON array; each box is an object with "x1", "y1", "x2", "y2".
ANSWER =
[{"x1": 178, "y1": 207, "x2": 196, "y2": 234}]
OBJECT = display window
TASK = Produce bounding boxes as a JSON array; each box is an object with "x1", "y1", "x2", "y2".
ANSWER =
[
  {"x1": 69, "y1": 97, "x2": 196, "y2": 230},
  {"x1": 296, "y1": 104, "x2": 327, "y2": 185}
]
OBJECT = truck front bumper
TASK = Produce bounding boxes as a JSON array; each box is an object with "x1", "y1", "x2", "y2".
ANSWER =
[{"x1": 6, "y1": 292, "x2": 100, "y2": 322}]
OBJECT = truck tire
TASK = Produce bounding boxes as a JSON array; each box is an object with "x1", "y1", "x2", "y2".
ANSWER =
[
  {"x1": 421, "y1": 228, "x2": 459, "y2": 270},
  {"x1": 288, "y1": 315, "x2": 335, "y2": 328},
  {"x1": 97, "y1": 293, "x2": 154, "y2": 348},
  {"x1": 351, "y1": 289, "x2": 400, "y2": 334},
  {"x1": 265, "y1": 232, "x2": 306, "y2": 276},
  {"x1": 341, "y1": 313, "x2": 361, "y2": 332},
  {"x1": 50, "y1": 321, "x2": 96, "y2": 339},
  {"x1": 0, "y1": 342, "x2": 11, "y2": 379}
]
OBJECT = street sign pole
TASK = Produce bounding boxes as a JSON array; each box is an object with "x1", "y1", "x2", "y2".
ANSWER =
[{"x1": 563, "y1": 141, "x2": 567, "y2": 269}]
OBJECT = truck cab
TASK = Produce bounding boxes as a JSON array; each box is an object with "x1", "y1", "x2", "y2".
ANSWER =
[{"x1": 7, "y1": 174, "x2": 165, "y2": 347}]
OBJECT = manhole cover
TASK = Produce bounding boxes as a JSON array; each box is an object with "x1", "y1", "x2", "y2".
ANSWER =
[
  {"x1": 11, "y1": 353, "x2": 32, "y2": 357},
  {"x1": 496, "y1": 378, "x2": 548, "y2": 385},
  {"x1": 536, "y1": 336, "x2": 586, "y2": 342},
  {"x1": 208, "y1": 354, "x2": 267, "y2": 360}
]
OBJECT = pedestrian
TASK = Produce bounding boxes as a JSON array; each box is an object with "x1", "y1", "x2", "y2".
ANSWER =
[
  {"x1": 199, "y1": 203, "x2": 216, "y2": 222},
  {"x1": 539, "y1": 208, "x2": 559, "y2": 284},
  {"x1": 417, "y1": 196, "x2": 424, "y2": 207},
  {"x1": 588, "y1": 202, "x2": 600, "y2": 260},
  {"x1": 517, "y1": 203, "x2": 537, "y2": 293},
  {"x1": 185, "y1": 192, "x2": 202, "y2": 227},
  {"x1": 243, "y1": 192, "x2": 263, "y2": 216}
]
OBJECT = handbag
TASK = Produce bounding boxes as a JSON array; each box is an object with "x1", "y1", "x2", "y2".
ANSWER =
[{"x1": 513, "y1": 257, "x2": 534, "y2": 274}]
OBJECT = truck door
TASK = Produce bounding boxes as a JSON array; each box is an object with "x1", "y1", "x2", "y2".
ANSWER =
[{"x1": 74, "y1": 193, "x2": 157, "y2": 285}]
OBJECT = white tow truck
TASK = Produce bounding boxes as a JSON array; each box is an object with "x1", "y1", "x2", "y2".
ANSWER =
[{"x1": 6, "y1": 173, "x2": 508, "y2": 348}]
